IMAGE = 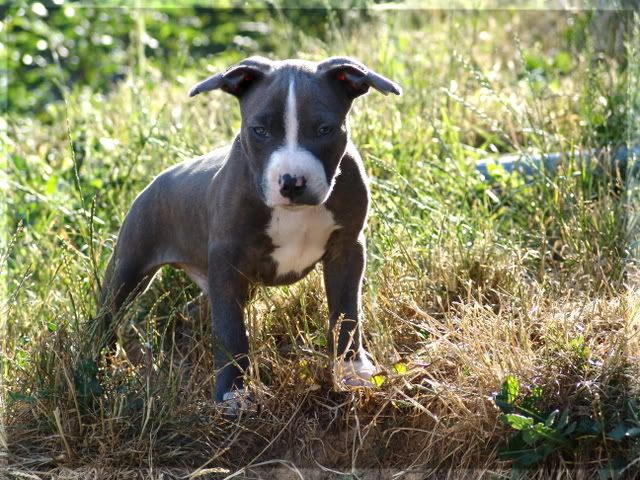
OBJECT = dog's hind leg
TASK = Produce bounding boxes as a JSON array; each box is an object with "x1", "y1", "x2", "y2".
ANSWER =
[
  {"x1": 93, "y1": 186, "x2": 168, "y2": 354},
  {"x1": 93, "y1": 253, "x2": 160, "y2": 355}
]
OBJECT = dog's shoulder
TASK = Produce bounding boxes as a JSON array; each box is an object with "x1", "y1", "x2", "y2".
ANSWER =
[
  {"x1": 332, "y1": 142, "x2": 369, "y2": 198},
  {"x1": 152, "y1": 145, "x2": 230, "y2": 186},
  {"x1": 179, "y1": 145, "x2": 231, "y2": 174},
  {"x1": 132, "y1": 145, "x2": 231, "y2": 212},
  {"x1": 322, "y1": 142, "x2": 369, "y2": 237}
]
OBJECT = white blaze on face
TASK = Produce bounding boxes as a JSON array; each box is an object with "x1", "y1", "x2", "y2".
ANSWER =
[
  {"x1": 285, "y1": 80, "x2": 298, "y2": 148},
  {"x1": 262, "y1": 76, "x2": 332, "y2": 207}
]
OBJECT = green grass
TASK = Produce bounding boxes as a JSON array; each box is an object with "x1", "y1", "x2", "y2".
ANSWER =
[{"x1": 2, "y1": 7, "x2": 640, "y2": 479}]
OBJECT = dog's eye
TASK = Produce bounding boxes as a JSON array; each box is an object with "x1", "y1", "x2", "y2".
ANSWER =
[
  {"x1": 252, "y1": 126, "x2": 268, "y2": 137},
  {"x1": 317, "y1": 125, "x2": 334, "y2": 137}
]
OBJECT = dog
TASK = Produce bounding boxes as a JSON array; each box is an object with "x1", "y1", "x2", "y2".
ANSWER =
[{"x1": 99, "y1": 56, "x2": 401, "y2": 409}]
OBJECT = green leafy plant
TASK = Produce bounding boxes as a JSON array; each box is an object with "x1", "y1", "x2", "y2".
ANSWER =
[{"x1": 495, "y1": 375, "x2": 640, "y2": 476}]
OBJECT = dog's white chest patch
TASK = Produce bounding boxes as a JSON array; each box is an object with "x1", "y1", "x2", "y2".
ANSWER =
[{"x1": 267, "y1": 205, "x2": 339, "y2": 277}]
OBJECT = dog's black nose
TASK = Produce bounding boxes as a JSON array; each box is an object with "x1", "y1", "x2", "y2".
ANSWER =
[{"x1": 279, "y1": 174, "x2": 306, "y2": 199}]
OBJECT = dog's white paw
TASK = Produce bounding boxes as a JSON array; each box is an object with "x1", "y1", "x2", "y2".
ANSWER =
[
  {"x1": 220, "y1": 389, "x2": 256, "y2": 417},
  {"x1": 336, "y1": 353, "x2": 378, "y2": 387}
]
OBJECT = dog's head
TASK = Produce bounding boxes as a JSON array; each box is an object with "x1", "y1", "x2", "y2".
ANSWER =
[{"x1": 189, "y1": 56, "x2": 401, "y2": 207}]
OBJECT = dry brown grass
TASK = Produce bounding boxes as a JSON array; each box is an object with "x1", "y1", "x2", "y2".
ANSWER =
[{"x1": 4, "y1": 270, "x2": 639, "y2": 478}]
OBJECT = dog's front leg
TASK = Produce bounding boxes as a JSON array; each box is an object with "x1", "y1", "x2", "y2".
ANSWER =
[
  {"x1": 208, "y1": 246, "x2": 250, "y2": 402},
  {"x1": 323, "y1": 236, "x2": 376, "y2": 385}
]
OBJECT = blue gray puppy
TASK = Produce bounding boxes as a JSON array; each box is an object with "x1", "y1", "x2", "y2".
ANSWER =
[{"x1": 100, "y1": 57, "x2": 402, "y2": 404}]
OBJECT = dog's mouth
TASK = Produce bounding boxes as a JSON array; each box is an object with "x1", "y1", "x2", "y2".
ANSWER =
[
  {"x1": 267, "y1": 198, "x2": 324, "y2": 209},
  {"x1": 279, "y1": 203, "x2": 310, "y2": 211}
]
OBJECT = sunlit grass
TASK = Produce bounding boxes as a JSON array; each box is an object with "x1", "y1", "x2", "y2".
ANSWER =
[{"x1": 2, "y1": 8, "x2": 639, "y2": 479}]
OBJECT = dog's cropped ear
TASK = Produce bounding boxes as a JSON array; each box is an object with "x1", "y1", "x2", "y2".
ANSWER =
[
  {"x1": 189, "y1": 56, "x2": 273, "y2": 98},
  {"x1": 318, "y1": 57, "x2": 402, "y2": 99}
]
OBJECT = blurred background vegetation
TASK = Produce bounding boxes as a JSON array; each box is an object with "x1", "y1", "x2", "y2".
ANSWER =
[
  {"x1": 3, "y1": 0, "x2": 376, "y2": 116},
  {"x1": 3, "y1": 1, "x2": 634, "y2": 141},
  {"x1": 0, "y1": 0, "x2": 638, "y2": 122}
]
